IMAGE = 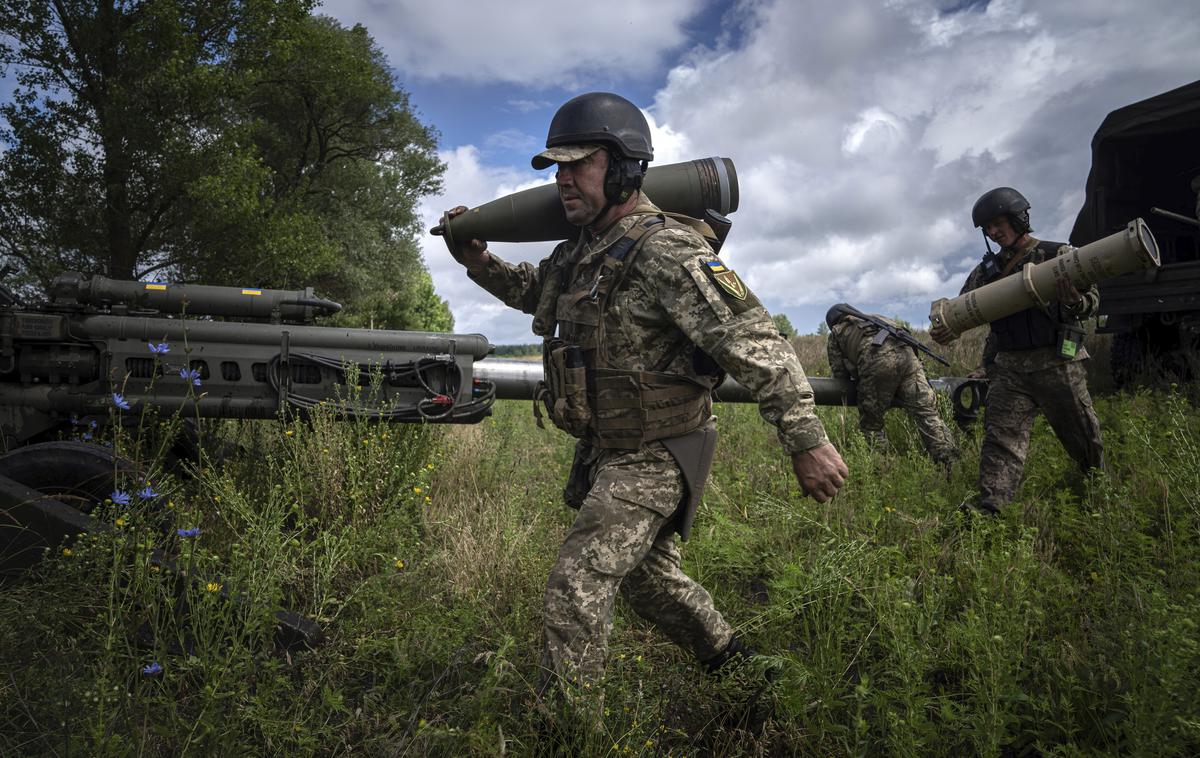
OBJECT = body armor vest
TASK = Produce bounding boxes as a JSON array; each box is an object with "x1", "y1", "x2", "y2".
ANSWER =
[
  {"x1": 533, "y1": 214, "x2": 713, "y2": 449},
  {"x1": 986, "y1": 241, "x2": 1083, "y2": 352}
]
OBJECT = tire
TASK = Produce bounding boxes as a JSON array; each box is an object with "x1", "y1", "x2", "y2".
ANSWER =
[{"x1": 0, "y1": 441, "x2": 135, "y2": 513}]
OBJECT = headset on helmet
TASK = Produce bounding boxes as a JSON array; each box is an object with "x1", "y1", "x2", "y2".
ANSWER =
[{"x1": 533, "y1": 92, "x2": 654, "y2": 205}]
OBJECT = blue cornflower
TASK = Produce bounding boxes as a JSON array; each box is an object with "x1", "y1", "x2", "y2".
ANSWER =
[
  {"x1": 111, "y1": 490, "x2": 131, "y2": 506},
  {"x1": 89, "y1": 419, "x2": 98, "y2": 428},
  {"x1": 179, "y1": 367, "x2": 202, "y2": 387},
  {"x1": 112, "y1": 392, "x2": 131, "y2": 410},
  {"x1": 138, "y1": 485, "x2": 159, "y2": 500},
  {"x1": 142, "y1": 662, "x2": 163, "y2": 676},
  {"x1": 177, "y1": 527, "x2": 200, "y2": 538},
  {"x1": 82, "y1": 432, "x2": 93, "y2": 441},
  {"x1": 148, "y1": 342, "x2": 170, "y2": 355},
  {"x1": 70, "y1": 414, "x2": 80, "y2": 426}
]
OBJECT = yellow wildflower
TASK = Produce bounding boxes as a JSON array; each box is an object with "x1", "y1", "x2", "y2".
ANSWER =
[
  {"x1": 115, "y1": 517, "x2": 126, "y2": 527},
  {"x1": 413, "y1": 486, "x2": 423, "y2": 494},
  {"x1": 426, "y1": 463, "x2": 434, "y2": 470},
  {"x1": 285, "y1": 429, "x2": 295, "y2": 437},
  {"x1": 424, "y1": 496, "x2": 431, "y2": 503},
  {"x1": 206, "y1": 582, "x2": 221, "y2": 593},
  {"x1": 62, "y1": 547, "x2": 72, "y2": 557},
  {"x1": 394, "y1": 558, "x2": 405, "y2": 570}
]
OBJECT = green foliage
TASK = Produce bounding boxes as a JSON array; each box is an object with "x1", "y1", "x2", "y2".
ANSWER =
[
  {"x1": 816, "y1": 321, "x2": 830, "y2": 337},
  {"x1": 772, "y1": 313, "x2": 797, "y2": 338},
  {"x1": 0, "y1": 2, "x2": 448, "y2": 330},
  {"x1": 1, "y1": 388, "x2": 1198, "y2": 755}
]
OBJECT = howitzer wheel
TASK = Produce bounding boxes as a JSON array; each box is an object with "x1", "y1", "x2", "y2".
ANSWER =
[
  {"x1": 0, "y1": 441, "x2": 134, "y2": 511},
  {"x1": 0, "y1": 442, "x2": 137, "y2": 575}
]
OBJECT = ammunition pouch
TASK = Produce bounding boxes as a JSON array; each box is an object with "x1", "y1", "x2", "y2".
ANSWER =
[
  {"x1": 535, "y1": 338, "x2": 592, "y2": 437},
  {"x1": 592, "y1": 368, "x2": 712, "y2": 450}
]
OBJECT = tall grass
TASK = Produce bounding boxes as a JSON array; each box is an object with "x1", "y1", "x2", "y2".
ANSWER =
[{"x1": 0, "y1": 348, "x2": 1196, "y2": 755}]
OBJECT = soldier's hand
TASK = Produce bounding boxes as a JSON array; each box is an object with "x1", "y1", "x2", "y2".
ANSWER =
[
  {"x1": 1056, "y1": 278, "x2": 1084, "y2": 309},
  {"x1": 791, "y1": 442, "x2": 848, "y2": 503},
  {"x1": 967, "y1": 368, "x2": 987, "y2": 379},
  {"x1": 929, "y1": 323, "x2": 955, "y2": 345},
  {"x1": 440, "y1": 206, "x2": 490, "y2": 272}
]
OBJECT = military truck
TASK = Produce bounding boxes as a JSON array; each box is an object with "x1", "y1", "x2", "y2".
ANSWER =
[{"x1": 1070, "y1": 79, "x2": 1200, "y2": 386}]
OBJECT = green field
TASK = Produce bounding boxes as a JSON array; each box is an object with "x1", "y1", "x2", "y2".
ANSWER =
[{"x1": 1, "y1": 356, "x2": 1197, "y2": 756}]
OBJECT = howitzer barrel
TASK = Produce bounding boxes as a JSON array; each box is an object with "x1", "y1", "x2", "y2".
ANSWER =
[
  {"x1": 431, "y1": 157, "x2": 739, "y2": 245},
  {"x1": 929, "y1": 219, "x2": 1161, "y2": 337},
  {"x1": 474, "y1": 359, "x2": 856, "y2": 405},
  {"x1": 50, "y1": 272, "x2": 342, "y2": 321}
]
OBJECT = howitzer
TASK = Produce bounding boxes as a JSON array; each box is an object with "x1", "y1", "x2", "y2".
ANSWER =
[
  {"x1": 473, "y1": 359, "x2": 988, "y2": 427},
  {"x1": 0, "y1": 272, "x2": 498, "y2": 447},
  {"x1": 0, "y1": 272, "x2": 500, "y2": 648}
]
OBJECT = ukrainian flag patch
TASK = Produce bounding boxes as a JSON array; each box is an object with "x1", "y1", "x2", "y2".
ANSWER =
[
  {"x1": 241, "y1": 289, "x2": 262, "y2": 296},
  {"x1": 145, "y1": 283, "x2": 168, "y2": 291},
  {"x1": 704, "y1": 259, "x2": 747, "y2": 301}
]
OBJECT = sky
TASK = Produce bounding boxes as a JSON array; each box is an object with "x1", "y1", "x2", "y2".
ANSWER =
[
  {"x1": 319, "y1": 0, "x2": 1200, "y2": 345},
  {"x1": 9, "y1": 1, "x2": 1200, "y2": 345}
]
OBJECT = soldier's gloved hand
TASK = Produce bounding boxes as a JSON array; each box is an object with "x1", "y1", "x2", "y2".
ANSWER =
[
  {"x1": 440, "y1": 206, "x2": 490, "y2": 272},
  {"x1": 930, "y1": 323, "x2": 955, "y2": 345},
  {"x1": 1056, "y1": 278, "x2": 1084, "y2": 309},
  {"x1": 791, "y1": 442, "x2": 848, "y2": 503}
]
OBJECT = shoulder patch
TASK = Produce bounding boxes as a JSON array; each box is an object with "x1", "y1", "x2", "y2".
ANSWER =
[{"x1": 704, "y1": 259, "x2": 747, "y2": 301}]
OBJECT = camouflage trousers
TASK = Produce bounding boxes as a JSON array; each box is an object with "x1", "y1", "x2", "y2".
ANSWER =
[
  {"x1": 540, "y1": 441, "x2": 733, "y2": 695},
  {"x1": 856, "y1": 343, "x2": 957, "y2": 464},
  {"x1": 977, "y1": 360, "x2": 1105, "y2": 512}
]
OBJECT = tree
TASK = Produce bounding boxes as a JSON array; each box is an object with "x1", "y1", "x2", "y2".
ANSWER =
[
  {"x1": 772, "y1": 313, "x2": 796, "y2": 338},
  {"x1": 0, "y1": 2, "x2": 449, "y2": 330},
  {"x1": 816, "y1": 322, "x2": 830, "y2": 337}
]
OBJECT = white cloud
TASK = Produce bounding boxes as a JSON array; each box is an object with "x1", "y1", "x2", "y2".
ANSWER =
[
  {"x1": 416, "y1": 146, "x2": 561, "y2": 343},
  {"x1": 321, "y1": 0, "x2": 705, "y2": 86},
  {"x1": 354, "y1": 0, "x2": 1200, "y2": 340},
  {"x1": 649, "y1": 0, "x2": 1200, "y2": 329}
]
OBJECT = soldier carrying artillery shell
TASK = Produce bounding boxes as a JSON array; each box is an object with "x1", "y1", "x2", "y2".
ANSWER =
[
  {"x1": 440, "y1": 92, "x2": 847, "y2": 704},
  {"x1": 931, "y1": 187, "x2": 1105, "y2": 515}
]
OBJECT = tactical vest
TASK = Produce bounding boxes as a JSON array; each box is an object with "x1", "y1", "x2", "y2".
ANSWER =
[
  {"x1": 985, "y1": 241, "x2": 1083, "y2": 352},
  {"x1": 533, "y1": 214, "x2": 713, "y2": 450}
]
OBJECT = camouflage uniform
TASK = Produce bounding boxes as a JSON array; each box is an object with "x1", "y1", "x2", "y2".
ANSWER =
[
  {"x1": 468, "y1": 195, "x2": 828, "y2": 690},
  {"x1": 961, "y1": 236, "x2": 1105, "y2": 512},
  {"x1": 827, "y1": 314, "x2": 956, "y2": 464}
]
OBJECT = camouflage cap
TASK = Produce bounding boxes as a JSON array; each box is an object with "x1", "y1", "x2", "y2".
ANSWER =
[{"x1": 531, "y1": 143, "x2": 604, "y2": 170}]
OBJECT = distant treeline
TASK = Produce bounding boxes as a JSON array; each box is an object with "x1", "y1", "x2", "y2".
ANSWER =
[{"x1": 493, "y1": 344, "x2": 542, "y2": 357}]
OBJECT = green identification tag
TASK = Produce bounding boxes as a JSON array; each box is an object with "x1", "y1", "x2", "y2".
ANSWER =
[{"x1": 1060, "y1": 338, "x2": 1078, "y2": 358}]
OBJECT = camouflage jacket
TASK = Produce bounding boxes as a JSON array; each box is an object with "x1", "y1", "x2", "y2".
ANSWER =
[
  {"x1": 468, "y1": 194, "x2": 828, "y2": 454},
  {"x1": 959, "y1": 236, "x2": 1099, "y2": 373},
  {"x1": 827, "y1": 314, "x2": 912, "y2": 381}
]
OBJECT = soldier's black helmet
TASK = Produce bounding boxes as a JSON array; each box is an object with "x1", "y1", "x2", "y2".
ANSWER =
[
  {"x1": 825, "y1": 303, "x2": 852, "y2": 328},
  {"x1": 972, "y1": 187, "x2": 1031, "y2": 234},
  {"x1": 532, "y1": 93, "x2": 653, "y2": 208},
  {"x1": 532, "y1": 92, "x2": 654, "y2": 170}
]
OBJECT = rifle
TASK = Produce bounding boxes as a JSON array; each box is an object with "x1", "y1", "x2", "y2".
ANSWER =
[{"x1": 839, "y1": 304, "x2": 951, "y2": 367}]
